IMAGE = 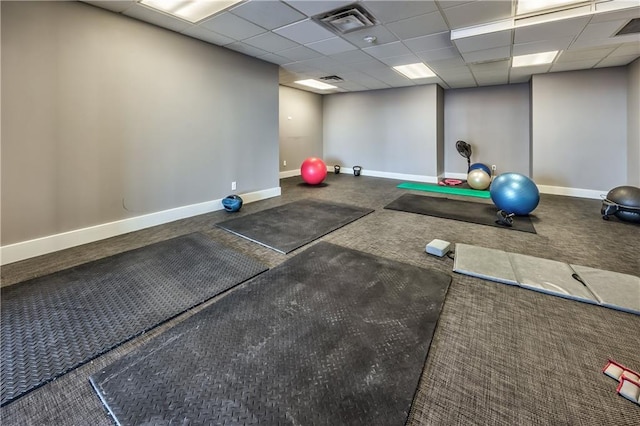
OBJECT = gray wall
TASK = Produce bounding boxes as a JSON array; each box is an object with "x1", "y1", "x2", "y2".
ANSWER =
[
  {"x1": 279, "y1": 86, "x2": 323, "y2": 173},
  {"x1": 628, "y1": 58, "x2": 640, "y2": 186},
  {"x1": 323, "y1": 85, "x2": 441, "y2": 177},
  {"x1": 531, "y1": 68, "x2": 627, "y2": 191},
  {"x1": 443, "y1": 84, "x2": 531, "y2": 176},
  {"x1": 1, "y1": 1, "x2": 279, "y2": 245}
]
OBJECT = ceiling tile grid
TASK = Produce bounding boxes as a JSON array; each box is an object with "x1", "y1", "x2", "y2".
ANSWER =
[{"x1": 82, "y1": 0, "x2": 640, "y2": 94}]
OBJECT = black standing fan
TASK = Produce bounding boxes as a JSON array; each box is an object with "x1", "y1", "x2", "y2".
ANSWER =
[{"x1": 456, "y1": 140, "x2": 472, "y2": 171}]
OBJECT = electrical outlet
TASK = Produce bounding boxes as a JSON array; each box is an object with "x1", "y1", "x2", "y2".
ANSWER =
[
  {"x1": 231, "y1": 181, "x2": 236, "y2": 191},
  {"x1": 283, "y1": 160, "x2": 287, "y2": 166},
  {"x1": 491, "y1": 165, "x2": 497, "y2": 171}
]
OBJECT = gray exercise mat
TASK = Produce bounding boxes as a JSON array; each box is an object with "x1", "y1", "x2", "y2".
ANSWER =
[
  {"x1": 1, "y1": 233, "x2": 268, "y2": 406},
  {"x1": 453, "y1": 244, "x2": 518, "y2": 285},
  {"x1": 385, "y1": 193, "x2": 536, "y2": 233},
  {"x1": 90, "y1": 242, "x2": 451, "y2": 425},
  {"x1": 216, "y1": 199, "x2": 374, "y2": 253},
  {"x1": 570, "y1": 264, "x2": 640, "y2": 314},
  {"x1": 454, "y1": 243, "x2": 639, "y2": 315}
]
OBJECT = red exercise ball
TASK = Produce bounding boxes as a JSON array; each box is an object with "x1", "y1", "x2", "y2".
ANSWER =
[{"x1": 300, "y1": 157, "x2": 327, "y2": 185}]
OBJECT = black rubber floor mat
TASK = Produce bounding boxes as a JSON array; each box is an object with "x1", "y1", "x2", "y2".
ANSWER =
[
  {"x1": 1, "y1": 233, "x2": 268, "y2": 406},
  {"x1": 216, "y1": 199, "x2": 374, "y2": 253},
  {"x1": 385, "y1": 193, "x2": 536, "y2": 233},
  {"x1": 90, "y1": 241, "x2": 451, "y2": 426}
]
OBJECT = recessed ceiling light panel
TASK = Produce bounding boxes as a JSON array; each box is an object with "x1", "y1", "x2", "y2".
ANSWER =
[
  {"x1": 512, "y1": 50, "x2": 559, "y2": 67},
  {"x1": 393, "y1": 63, "x2": 436, "y2": 79},
  {"x1": 516, "y1": 0, "x2": 587, "y2": 16},
  {"x1": 139, "y1": 0, "x2": 242, "y2": 23},
  {"x1": 294, "y1": 79, "x2": 338, "y2": 90}
]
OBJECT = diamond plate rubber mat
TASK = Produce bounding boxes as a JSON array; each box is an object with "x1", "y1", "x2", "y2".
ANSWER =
[
  {"x1": 216, "y1": 199, "x2": 374, "y2": 253},
  {"x1": 1, "y1": 233, "x2": 268, "y2": 406},
  {"x1": 385, "y1": 193, "x2": 536, "y2": 233},
  {"x1": 90, "y1": 241, "x2": 451, "y2": 425}
]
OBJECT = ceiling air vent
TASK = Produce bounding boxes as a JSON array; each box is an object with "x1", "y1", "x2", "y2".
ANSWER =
[
  {"x1": 319, "y1": 75, "x2": 344, "y2": 83},
  {"x1": 616, "y1": 18, "x2": 640, "y2": 36},
  {"x1": 316, "y1": 4, "x2": 376, "y2": 34}
]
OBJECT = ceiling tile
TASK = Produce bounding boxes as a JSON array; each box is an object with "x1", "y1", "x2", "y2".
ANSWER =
[
  {"x1": 278, "y1": 45, "x2": 324, "y2": 61},
  {"x1": 274, "y1": 19, "x2": 335, "y2": 44},
  {"x1": 83, "y1": 1, "x2": 135, "y2": 13},
  {"x1": 361, "y1": 0, "x2": 439, "y2": 24},
  {"x1": 339, "y1": 71, "x2": 390, "y2": 88},
  {"x1": 199, "y1": 12, "x2": 266, "y2": 40},
  {"x1": 512, "y1": 36, "x2": 573, "y2": 56},
  {"x1": 590, "y1": 5, "x2": 640, "y2": 23},
  {"x1": 334, "y1": 81, "x2": 370, "y2": 91},
  {"x1": 306, "y1": 37, "x2": 358, "y2": 55},
  {"x1": 181, "y1": 26, "x2": 235, "y2": 46},
  {"x1": 283, "y1": 0, "x2": 354, "y2": 17},
  {"x1": 427, "y1": 56, "x2": 467, "y2": 71},
  {"x1": 437, "y1": 66, "x2": 474, "y2": 78},
  {"x1": 225, "y1": 42, "x2": 269, "y2": 57},
  {"x1": 386, "y1": 11, "x2": 449, "y2": 39},
  {"x1": 446, "y1": 78, "x2": 478, "y2": 89},
  {"x1": 416, "y1": 47, "x2": 463, "y2": 62},
  {"x1": 297, "y1": 57, "x2": 354, "y2": 74},
  {"x1": 474, "y1": 74, "x2": 509, "y2": 86},
  {"x1": 403, "y1": 31, "x2": 453, "y2": 53},
  {"x1": 578, "y1": 20, "x2": 632, "y2": 40},
  {"x1": 551, "y1": 59, "x2": 600, "y2": 71},
  {"x1": 454, "y1": 29, "x2": 512, "y2": 53},
  {"x1": 596, "y1": 54, "x2": 639, "y2": 67},
  {"x1": 364, "y1": 67, "x2": 413, "y2": 86},
  {"x1": 363, "y1": 41, "x2": 412, "y2": 59},
  {"x1": 329, "y1": 50, "x2": 377, "y2": 64},
  {"x1": 510, "y1": 64, "x2": 551, "y2": 78},
  {"x1": 442, "y1": 0, "x2": 513, "y2": 30},
  {"x1": 347, "y1": 58, "x2": 390, "y2": 71},
  {"x1": 258, "y1": 52, "x2": 291, "y2": 65},
  {"x1": 243, "y1": 32, "x2": 299, "y2": 52},
  {"x1": 571, "y1": 32, "x2": 639, "y2": 49},
  {"x1": 341, "y1": 25, "x2": 399, "y2": 48},
  {"x1": 230, "y1": 0, "x2": 305, "y2": 30},
  {"x1": 470, "y1": 59, "x2": 510, "y2": 73},
  {"x1": 461, "y1": 46, "x2": 511, "y2": 63},
  {"x1": 514, "y1": 16, "x2": 590, "y2": 44},
  {"x1": 123, "y1": 4, "x2": 191, "y2": 32},
  {"x1": 610, "y1": 43, "x2": 640, "y2": 57},
  {"x1": 558, "y1": 47, "x2": 616, "y2": 62}
]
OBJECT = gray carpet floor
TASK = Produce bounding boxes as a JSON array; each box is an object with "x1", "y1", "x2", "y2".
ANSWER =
[{"x1": 2, "y1": 173, "x2": 639, "y2": 425}]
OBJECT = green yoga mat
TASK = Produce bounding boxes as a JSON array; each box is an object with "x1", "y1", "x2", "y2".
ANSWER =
[{"x1": 398, "y1": 182, "x2": 490, "y2": 199}]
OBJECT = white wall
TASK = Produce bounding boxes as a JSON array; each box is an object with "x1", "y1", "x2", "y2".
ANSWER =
[
  {"x1": 532, "y1": 68, "x2": 627, "y2": 195},
  {"x1": 279, "y1": 86, "x2": 323, "y2": 176},
  {"x1": 323, "y1": 85, "x2": 442, "y2": 181},
  {"x1": 444, "y1": 84, "x2": 530, "y2": 177},
  {"x1": 1, "y1": 2, "x2": 279, "y2": 249},
  {"x1": 628, "y1": 58, "x2": 640, "y2": 186}
]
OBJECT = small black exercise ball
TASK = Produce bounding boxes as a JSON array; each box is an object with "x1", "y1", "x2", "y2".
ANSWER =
[
  {"x1": 222, "y1": 195, "x2": 243, "y2": 212},
  {"x1": 601, "y1": 186, "x2": 640, "y2": 223}
]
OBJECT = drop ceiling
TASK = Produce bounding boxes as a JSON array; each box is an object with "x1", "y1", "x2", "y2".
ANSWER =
[{"x1": 84, "y1": 0, "x2": 640, "y2": 94}]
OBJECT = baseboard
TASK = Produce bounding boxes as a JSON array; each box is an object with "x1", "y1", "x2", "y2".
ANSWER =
[
  {"x1": 537, "y1": 185, "x2": 604, "y2": 200},
  {"x1": 0, "y1": 186, "x2": 281, "y2": 266},
  {"x1": 279, "y1": 169, "x2": 300, "y2": 179},
  {"x1": 337, "y1": 167, "x2": 438, "y2": 183}
]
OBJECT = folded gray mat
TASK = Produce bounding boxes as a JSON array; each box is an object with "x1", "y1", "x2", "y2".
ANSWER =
[{"x1": 453, "y1": 243, "x2": 639, "y2": 315}]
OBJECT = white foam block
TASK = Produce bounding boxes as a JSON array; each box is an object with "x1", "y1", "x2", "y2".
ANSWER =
[{"x1": 426, "y1": 239, "x2": 451, "y2": 257}]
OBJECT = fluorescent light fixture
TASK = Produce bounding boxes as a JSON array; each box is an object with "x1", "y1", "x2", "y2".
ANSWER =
[
  {"x1": 512, "y1": 50, "x2": 559, "y2": 67},
  {"x1": 139, "y1": 0, "x2": 242, "y2": 23},
  {"x1": 294, "y1": 79, "x2": 337, "y2": 90},
  {"x1": 393, "y1": 63, "x2": 436, "y2": 79},
  {"x1": 451, "y1": 19, "x2": 514, "y2": 40},
  {"x1": 516, "y1": 0, "x2": 586, "y2": 16}
]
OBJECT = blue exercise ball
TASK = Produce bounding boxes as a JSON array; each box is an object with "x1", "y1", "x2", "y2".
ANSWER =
[
  {"x1": 490, "y1": 173, "x2": 539, "y2": 215},
  {"x1": 469, "y1": 163, "x2": 491, "y2": 176}
]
